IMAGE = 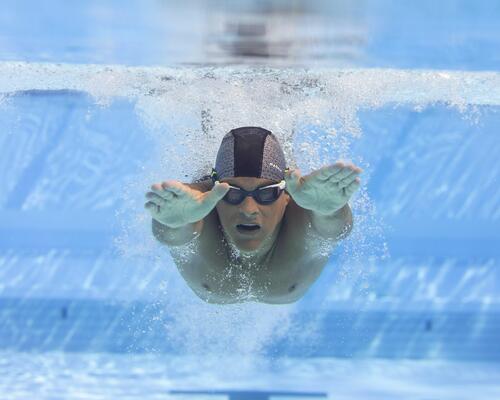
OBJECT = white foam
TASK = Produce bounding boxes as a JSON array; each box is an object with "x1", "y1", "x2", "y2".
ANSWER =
[
  {"x1": 2, "y1": 62, "x2": 499, "y2": 105},
  {"x1": 3, "y1": 61, "x2": 498, "y2": 179}
]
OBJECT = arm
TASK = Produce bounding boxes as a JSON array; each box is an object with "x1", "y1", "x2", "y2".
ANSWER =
[
  {"x1": 308, "y1": 203, "x2": 353, "y2": 241},
  {"x1": 152, "y1": 218, "x2": 204, "y2": 247}
]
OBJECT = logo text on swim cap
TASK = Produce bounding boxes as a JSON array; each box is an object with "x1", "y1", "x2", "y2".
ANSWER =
[{"x1": 269, "y1": 162, "x2": 282, "y2": 171}]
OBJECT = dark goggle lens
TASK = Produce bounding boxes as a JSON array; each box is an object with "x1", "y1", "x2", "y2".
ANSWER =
[
  {"x1": 223, "y1": 186, "x2": 281, "y2": 205},
  {"x1": 256, "y1": 187, "x2": 280, "y2": 203},
  {"x1": 225, "y1": 188, "x2": 245, "y2": 204}
]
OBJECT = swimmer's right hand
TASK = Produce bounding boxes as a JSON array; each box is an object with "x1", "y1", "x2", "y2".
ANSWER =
[{"x1": 144, "y1": 180, "x2": 230, "y2": 228}]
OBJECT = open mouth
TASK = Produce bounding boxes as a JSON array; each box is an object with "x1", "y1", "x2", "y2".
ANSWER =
[{"x1": 236, "y1": 224, "x2": 261, "y2": 233}]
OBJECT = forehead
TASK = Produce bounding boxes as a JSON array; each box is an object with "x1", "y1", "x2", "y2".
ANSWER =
[{"x1": 222, "y1": 176, "x2": 275, "y2": 188}]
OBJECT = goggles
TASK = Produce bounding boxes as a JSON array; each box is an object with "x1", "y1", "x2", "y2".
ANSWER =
[
  {"x1": 215, "y1": 180, "x2": 286, "y2": 205},
  {"x1": 211, "y1": 168, "x2": 286, "y2": 205}
]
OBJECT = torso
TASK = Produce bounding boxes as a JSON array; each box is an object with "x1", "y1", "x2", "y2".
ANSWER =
[{"x1": 169, "y1": 197, "x2": 337, "y2": 304}]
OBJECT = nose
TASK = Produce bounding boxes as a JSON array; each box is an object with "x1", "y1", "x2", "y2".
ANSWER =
[{"x1": 239, "y1": 194, "x2": 259, "y2": 216}]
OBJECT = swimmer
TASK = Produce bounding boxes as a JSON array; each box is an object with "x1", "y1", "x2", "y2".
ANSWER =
[{"x1": 145, "y1": 127, "x2": 362, "y2": 304}]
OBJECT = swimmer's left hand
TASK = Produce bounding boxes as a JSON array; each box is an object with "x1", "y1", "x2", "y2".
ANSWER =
[{"x1": 285, "y1": 162, "x2": 362, "y2": 216}]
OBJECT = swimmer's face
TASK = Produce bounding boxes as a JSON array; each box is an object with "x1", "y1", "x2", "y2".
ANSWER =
[{"x1": 216, "y1": 177, "x2": 290, "y2": 254}]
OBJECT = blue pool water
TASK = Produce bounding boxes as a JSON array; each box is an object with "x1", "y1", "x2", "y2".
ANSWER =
[{"x1": 1, "y1": 1, "x2": 500, "y2": 399}]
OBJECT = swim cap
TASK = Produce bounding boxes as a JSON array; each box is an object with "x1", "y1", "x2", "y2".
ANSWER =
[{"x1": 213, "y1": 127, "x2": 287, "y2": 182}]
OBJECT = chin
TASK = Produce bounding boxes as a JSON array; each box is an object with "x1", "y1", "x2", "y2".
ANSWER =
[{"x1": 233, "y1": 239, "x2": 262, "y2": 254}]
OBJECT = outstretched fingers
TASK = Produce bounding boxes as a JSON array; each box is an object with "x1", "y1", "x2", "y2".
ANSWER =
[
  {"x1": 316, "y1": 162, "x2": 344, "y2": 180},
  {"x1": 318, "y1": 162, "x2": 362, "y2": 182},
  {"x1": 149, "y1": 187, "x2": 173, "y2": 200},
  {"x1": 149, "y1": 181, "x2": 186, "y2": 199},
  {"x1": 335, "y1": 171, "x2": 360, "y2": 188},
  {"x1": 145, "y1": 191, "x2": 167, "y2": 205},
  {"x1": 161, "y1": 181, "x2": 188, "y2": 196},
  {"x1": 327, "y1": 164, "x2": 362, "y2": 185},
  {"x1": 146, "y1": 181, "x2": 187, "y2": 215},
  {"x1": 343, "y1": 177, "x2": 361, "y2": 197},
  {"x1": 144, "y1": 201, "x2": 161, "y2": 215},
  {"x1": 337, "y1": 166, "x2": 362, "y2": 181}
]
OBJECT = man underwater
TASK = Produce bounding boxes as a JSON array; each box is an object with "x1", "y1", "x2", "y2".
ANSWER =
[{"x1": 145, "y1": 126, "x2": 362, "y2": 304}]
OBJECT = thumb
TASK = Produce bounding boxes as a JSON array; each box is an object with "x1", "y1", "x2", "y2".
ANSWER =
[
  {"x1": 202, "y1": 182, "x2": 230, "y2": 208},
  {"x1": 285, "y1": 168, "x2": 302, "y2": 193}
]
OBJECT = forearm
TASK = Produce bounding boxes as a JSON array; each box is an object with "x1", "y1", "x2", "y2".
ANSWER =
[
  {"x1": 308, "y1": 203, "x2": 353, "y2": 240},
  {"x1": 152, "y1": 218, "x2": 203, "y2": 246}
]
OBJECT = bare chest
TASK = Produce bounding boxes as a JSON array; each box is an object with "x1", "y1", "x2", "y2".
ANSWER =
[
  {"x1": 171, "y1": 233, "x2": 330, "y2": 304},
  {"x1": 169, "y1": 203, "x2": 336, "y2": 304}
]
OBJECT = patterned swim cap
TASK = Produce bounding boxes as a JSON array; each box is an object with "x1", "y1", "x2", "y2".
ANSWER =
[{"x1": 212, "y1": 127, "x2": 287, "y2": 182}]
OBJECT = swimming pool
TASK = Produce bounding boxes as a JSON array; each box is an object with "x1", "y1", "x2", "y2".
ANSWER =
[{"x1": 1, "y1": 1, "x2": 499, "y2": 399}]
